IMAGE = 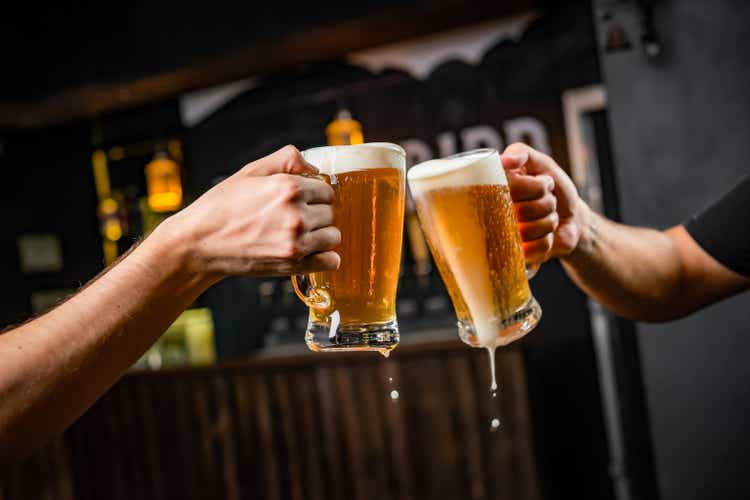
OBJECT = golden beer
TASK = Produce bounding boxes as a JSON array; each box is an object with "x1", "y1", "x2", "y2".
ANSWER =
[
  {"x1": 293, "y1": 143, "x2": 406, "y2": 354},
  {"x1": 408, "y1": 149, "x2": 541, "y2": 349}
]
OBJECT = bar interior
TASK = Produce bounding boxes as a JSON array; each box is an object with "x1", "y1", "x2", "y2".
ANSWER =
[{"x1": 2, "y1": 1, "x2": 749, "y2": 499}]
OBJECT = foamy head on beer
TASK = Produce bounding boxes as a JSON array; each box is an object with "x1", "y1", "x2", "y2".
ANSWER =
[
  {"x1": 408, "y1": 150, "x2": 532, "y2": 349},
  {"x1": 303, "y1": 142, "x2": 405, "y2": 175}
]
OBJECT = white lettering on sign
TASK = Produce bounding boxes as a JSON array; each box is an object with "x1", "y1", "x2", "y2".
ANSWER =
[
  {"x1": 460, "y1": 125, "x2": 504, "y2": 151},
  {"x1": 436, "y1": 132, "x2": 457, "y2": 158},
  {"x1": 503, "y1": 117, "x2": 551, "y2": 154}
]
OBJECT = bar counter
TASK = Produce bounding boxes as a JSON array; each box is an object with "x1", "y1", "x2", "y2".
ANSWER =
[{"x1": 1, "y1": 331, "x2": 541, "y2": 500}]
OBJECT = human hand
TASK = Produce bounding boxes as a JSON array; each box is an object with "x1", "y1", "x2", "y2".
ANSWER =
[
  {"x1": 163, "y1": 145, "x2": 341, "y2": 279},
  {"x1": 501, "y1": 143, "x2": 589, "y2": 265}
]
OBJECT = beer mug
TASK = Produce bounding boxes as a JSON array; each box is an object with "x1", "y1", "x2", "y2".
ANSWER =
[
  {"x1": 407, "y1": 148, "x2": 541, "y2": 349},
  {"x1": 292, "y1": 143, "x2": 406, "y2": 355}
]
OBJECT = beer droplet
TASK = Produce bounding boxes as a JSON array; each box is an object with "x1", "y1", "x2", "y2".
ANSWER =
[
  {"x1": 487, "y1": 347, "x2": 498, "y2": 392},
  {"x1": 388, "y1": 377, "x2": 394, "y2": 384},
  {"x1": 491, "y1": 391, "x2": 497, "y2": 399},
  {"x1": 490, "y1": 418, "x2": 501, "y2": 431},
  {"x1": 390, "y1": 390, "x2": 400, "y2": 401}
]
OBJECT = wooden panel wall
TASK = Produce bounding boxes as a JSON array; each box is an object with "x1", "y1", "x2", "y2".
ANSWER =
[{"x1": 0, "y1": 340, "x2": 541, "y2": 500}]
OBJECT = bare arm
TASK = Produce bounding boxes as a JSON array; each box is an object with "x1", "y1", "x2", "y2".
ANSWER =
[
  {"x1": 501, "y1": 142, "x2": 750, "y2": 322},
  {"x1": 561, "y1": 206, "x2": 749, "y2": 321},
  {"x1": 0, "y1": 145, "x2": 341, "y2": 464}
]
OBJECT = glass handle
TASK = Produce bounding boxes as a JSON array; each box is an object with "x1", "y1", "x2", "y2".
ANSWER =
[{"x1": 291, "y1": 275, "x2": 331, "y2": 310}]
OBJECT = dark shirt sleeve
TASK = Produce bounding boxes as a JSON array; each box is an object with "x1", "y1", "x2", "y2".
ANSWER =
[{"x1": 684, "y1": 175, "x2": 750, "y2": 277}]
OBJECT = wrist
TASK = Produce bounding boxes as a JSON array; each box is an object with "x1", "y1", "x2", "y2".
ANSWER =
[
  {"x1": 562, "y1": 198, "x2": 596, "y2": 264},
  {"x1": 137, "y1": 217, "x2": 222, "y2": 294}
]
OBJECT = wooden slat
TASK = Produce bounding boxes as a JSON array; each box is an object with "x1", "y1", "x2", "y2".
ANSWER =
[
  {"x1": 334, "y1": 364, "x2": 370, "y2": 500},
  {"x1": 212, "y1": 375, "x2": 241, "y2": 500},
  {"x1": 447, "y1": 354, "x2": 487, "y2": 500},
  {"x1": 252, "y1": 374, "x2": 282, "y2": 500},
  {"x1": 271, "y1": 372, "x2": 304, "y2": 500},
  {"x1": 314, "y1": 366, "x2": 347, "y2": 500},
  {"x1": 353, "y1": 361, "x2": 390, "y2": 500},
  {"x1": 504, "y1": 351, "x2": 542, "y2": 500},
  {"x1": 288, "y1": 370, "x2": 325, "y2": 500},
  {"x1": 231, "y1": 374, "x2": 262, "y2": 499},
  {"x1": 134, "y1": 379, "x2": 164, "y2": 500},
  {"x1": 401, "y1": 356, "x2": 463, "y2": 500},
  {"x1": 379, "y1": 360, "x2": 415, "y2": 500}
]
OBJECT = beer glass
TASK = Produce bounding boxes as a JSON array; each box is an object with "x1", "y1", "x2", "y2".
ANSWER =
[
  {"x1": 407, "y1": 148, "x2": 541, "y2": 349},
  {"x1": 293, "y1": 143, "x2": 406, "y2": 354}
]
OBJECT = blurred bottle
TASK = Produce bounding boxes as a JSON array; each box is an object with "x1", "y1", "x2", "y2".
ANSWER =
[
  {"x1": 133, "y1": 308, "x2": 216, "y2": 370},
  {"x1": 145, "y1": 150, "x2": 182, "y2": 213},
  {"x1": 326, "y1": 109, "x2": 364, "y2": 146}
]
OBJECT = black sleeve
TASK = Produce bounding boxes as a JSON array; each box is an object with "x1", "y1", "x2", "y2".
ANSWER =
[{"x1": 684, "y1": 175, "x2": 750, "y2": 277}]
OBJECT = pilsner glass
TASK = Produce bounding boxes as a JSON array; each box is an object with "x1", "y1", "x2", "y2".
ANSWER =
[
  {"x1": 293, "y1": 143, "x2": 406, "y2": 355},
  {"x1": 407, "y1": 148, "x2": 541, "y2": 348}
]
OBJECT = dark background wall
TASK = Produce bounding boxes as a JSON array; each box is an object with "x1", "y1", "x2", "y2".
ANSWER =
[
  {"x1": 0, "y1": 125, "x2": 100, "y2": 326},
  {"x1": 593, "y1": 1, "x2": 750, "y2": 499}
]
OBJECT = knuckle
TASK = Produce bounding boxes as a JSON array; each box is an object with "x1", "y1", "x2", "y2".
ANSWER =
[
  {"x1": 282, "y1": 236, "x2": 305, "y2": 260},
  {"x1": 545, "y1": 192, "x2": 557, "y2": 211},
  {"x1": 239, "y1": 161, "x2": 255, "y2": 175},
  {"x1": 280, "y1": 144, "x2": 302, "y2": 167},
  {"x1": 276, "y1": 175, "x2": 301, "y2": 200},
  {"x1": 549, "y1": 211, "x2": 560, "y2": 228},
  {"x1": 286, "y1": 211, "x2": 306, "y2": 233},
  {"x1": 323, "y1": 183, "x2": 335, "y2": 202},
  {"x1": 533, "y1": 178, "x2": 548, "y2": 196},
  {"x1": 281, "y1": 144, "x2": 301, "y2": 160}
]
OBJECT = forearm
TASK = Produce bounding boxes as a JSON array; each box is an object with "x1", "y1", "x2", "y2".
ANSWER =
[
  {"x1": 0, "y1": 219, "x2": 217, "y2": 463},
  {"x1": 560, "y1": 202, "x2": 684, "y2": 321}
]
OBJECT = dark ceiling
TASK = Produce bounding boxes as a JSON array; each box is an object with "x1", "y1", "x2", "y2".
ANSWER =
[{"x1": 0, "y1": 0, "x2": 414, "y2": 102}]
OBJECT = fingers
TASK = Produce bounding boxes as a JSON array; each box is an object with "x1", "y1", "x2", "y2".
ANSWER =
[
  {"x1": 243, "y1": 145, "x2": 319, "y2": 176},
  {"x1": 522, "y1": 235, "x2": 553, "y2": 263},
  {"x1": 500, "y1": 143, "x2": 530, "y2": 171},
  {"x1": 299, "y1": 226, "x2": 342, "y2": 256},
  {"x1": 301, "y1": 203, "x2": 334, "y2": 231},
  {"x1": 253, "y1": 250, "x2": 341, "y2": 276},
  {"x1": 295, "y1": 250, "x2": 341, "y2": 273},
  {"x1": 515, "y1": 192, "x2": 557, "y2": 221},
  {"x1": 519, "y1": 212, "x2": 559, "y2": 241},
  {"x1": 501, "y1": 142, "x2": 559, "y2": 176},
  {"x1": 294, "y1": 175, "x2": 335, "y2": 204},
  {"x1": 507, "y1": 170, "x2": 554, "y2": 202}
]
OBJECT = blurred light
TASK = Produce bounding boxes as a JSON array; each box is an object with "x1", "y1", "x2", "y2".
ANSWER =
[
  {"x1": 145, "y1": 152, "x2": 182, "y2": 213},
  {"x1": 108, "y1": 146, "x2": 125, "y2": 161},
  {"x1": 103, "y1": 219, "x2": 123, "y2": 241},
  {"x1": 91, "y1": 150, "x2": 111, "y2": 199},
  {"x1": 100, "y1": 197, "x2": 118, "y2": 216},
  {"x1": 326, "y1": 109, "x2": 364, "y2": 146}
]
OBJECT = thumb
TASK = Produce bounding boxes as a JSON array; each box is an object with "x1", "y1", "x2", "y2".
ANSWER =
[
  {"x1": 242, "y1": 145, "x2": 319, "y2": 177},
  {"x1": 500, "y1": 142, "x2": 531, "y2": 173}
]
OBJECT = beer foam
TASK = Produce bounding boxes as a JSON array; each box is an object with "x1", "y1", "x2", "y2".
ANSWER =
[
  {"x1": 407, "y1": 150, "x2": 507, "y2": 195},
  {"x1": 303, "y1": 143, "x2": 405, "y2": 174}
]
